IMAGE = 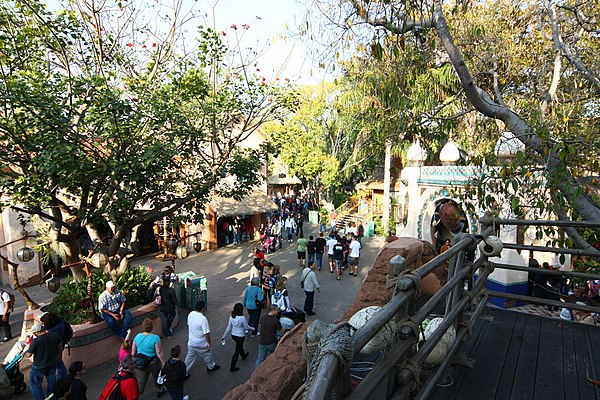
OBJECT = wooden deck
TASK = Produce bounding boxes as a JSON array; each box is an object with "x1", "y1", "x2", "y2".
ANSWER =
[{"x1": 430, "y1": 308, "x2": 600, "y2": 400}]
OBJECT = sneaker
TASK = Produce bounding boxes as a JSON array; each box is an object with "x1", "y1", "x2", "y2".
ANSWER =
[
  {"x1": 242, "y1": 352, "x2": 249, "y2": 360},
  {"x1": 230, "y1": 366, "x2": 240, "y2": 372},
  {"x1": 207, "y1": 365, "x2": 221, "y2": 373},
  {"x1": 156, "y1": 387, "x2": 168, "y2": 398},
  {"x1": 1, "y1": 336, "x2": 11, "y2": 343},
  {"x1": 184, "y1": 373, "x2": 191, "y2": 380},
  {"x1": 183, "y1": 396, "x2": 190, "y2": 400},
  {"x1": 307, "y1": 311, "x2": 316, "y2": 316}
]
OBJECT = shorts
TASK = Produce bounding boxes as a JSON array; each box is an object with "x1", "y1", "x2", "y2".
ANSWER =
[
  {"x1": 297, "y1": 251, "x2": 306, "y2": 259},
  {"x1": 335, "y1": 260, "x2": 344, "y2": 271},
  {"x1": 349, "y1": 256, "x2": 359, "y2": 267},
  {"x1": 328, "y1": 254, "x2": 334, "y2": 262}
]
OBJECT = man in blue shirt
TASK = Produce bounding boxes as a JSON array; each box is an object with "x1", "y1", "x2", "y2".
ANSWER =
[{"x1": 98, "y1": 280, "x2": 132, "y2": 339}]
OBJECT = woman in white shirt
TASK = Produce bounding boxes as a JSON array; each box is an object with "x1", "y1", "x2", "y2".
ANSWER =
[{"x1": 222, "y1": 303, "x2": 252, "y2": 372}]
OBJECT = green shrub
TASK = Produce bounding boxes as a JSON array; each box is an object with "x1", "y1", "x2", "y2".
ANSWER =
[{"x1": 48, "y1": 266, "x2": 153, "y2": 325}]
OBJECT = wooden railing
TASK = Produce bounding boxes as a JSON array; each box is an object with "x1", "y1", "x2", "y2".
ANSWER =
[{"x1": 303, "y1": 216, "x2": 600, "y2": 400}]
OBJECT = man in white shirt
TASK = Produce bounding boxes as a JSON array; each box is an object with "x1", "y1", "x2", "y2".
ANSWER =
[
  {"x1": 0, "y1": 289, "x2": 12, "y2": 342},
  {"x1": 348, "y1": 234, "x2": 362, "y2": 277},
  {"x1": 326, "y1": 234, "x2": 338, "y2": 273},
  {"x1": 184, "y1": 301, "x2": 220, "y2": 377}
]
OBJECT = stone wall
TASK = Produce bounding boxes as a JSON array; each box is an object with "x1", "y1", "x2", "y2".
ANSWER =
[{"x1": 223, "y1": 237, "x2": 438, "y2": 399}]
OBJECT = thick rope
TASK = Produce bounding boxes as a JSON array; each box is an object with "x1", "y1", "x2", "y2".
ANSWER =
[
  {"x1": 398, "y1": 358, "x2": 422, "y2": 392},
  {"x1": 303, "y1": 322, "x2": 354, "y2": 400},
  {"x1": 396, "y1": 270, "x2": 423, "y2": 298}
]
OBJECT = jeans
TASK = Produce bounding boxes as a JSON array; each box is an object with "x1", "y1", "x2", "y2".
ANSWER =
[
  {"x1": 160, "y1": 310, "x2": 175, "y2": 337},
  {"x1": 30, "y1": 365, "x2": 57, "y2": 400},
  {"x1": 307, "y1": 253, "x2": 315, "y2": 265},
  {"x1": 255, "y1": 342, "x2": 277, "y2": 368},
  {"x1": 304, "y1": 290, "x2": 315, "y2": 313},
  {"x1": 1, "y1": 312, "x2": 11, "y2": 338},
  {"x1": 184, "y1": 344, "x2": 216, "y2": 373},
  {"x1": 233, "y1": 232, "x2": 239, "y2": 244},
  {"x1": 102, "y1": 309, "x2": 132, "y2": 339},
  {"x1": 247, "y1": 308, "x2": 261, "y2": 335},
  {"x1": 319, "y1": 224, "x2": 327, "y2": 233},
  {"x1": 55, "y1": 359, "x2": 68, "y2": 383},
  {"x1": 315, "y1": 252, "x2": 324, "y2": 270},
  {"x1": 167, "y1": 385, "x2": 184, "y2": 400},
  {"x1": 297, "y1": 224, "x2": 303, "y2": 236},
  {"x1": 286, "y1": 227, "x2": 293, "y2": 241}
]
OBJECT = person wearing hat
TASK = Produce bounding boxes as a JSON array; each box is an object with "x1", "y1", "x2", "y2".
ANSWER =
[
  {"x1": 99, "y1": 355, "x2": 139, "y2": 400},
  {"x1": 242, "y1": 277, "x2": 264, "y2": 337},
  {"x1": 98, "y1": 280, "x2": 132, "y2": 339},
  {"x1": 24, "y1": 321, "x2": 63, "y2": 400}
]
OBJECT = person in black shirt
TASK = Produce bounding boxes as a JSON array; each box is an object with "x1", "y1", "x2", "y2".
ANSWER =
[
  {"x1": 314, "y1": 233, "x2": 327, "y2": 271},
  {"x1": 306, "y1": 236, "x2": 316, "y2": 266},
  {"x1": 158, "y1": 277, "x2": 178, "y2": 337},
  {"x1": 333, "y1": 239, "x2": 345, "y2": 281},
  {"x1": 25, "y1": 321, "x2": 63, "y2": 400},
  {"x1": 67, "y1": 361, "x2": 87, "y2": 400}
]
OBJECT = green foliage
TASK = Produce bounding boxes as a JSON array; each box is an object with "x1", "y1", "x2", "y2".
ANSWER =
[{"x1": 47, "y1": 266, "x2": 152, "y2": 324}]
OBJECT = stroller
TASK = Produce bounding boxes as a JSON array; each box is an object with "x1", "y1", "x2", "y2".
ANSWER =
[
  {"x1": 262, "y1": 237, "x2": 274, "y2": 254},
  {"x1": 2, "y1": 343, "x2": 26, "y2": 394}
]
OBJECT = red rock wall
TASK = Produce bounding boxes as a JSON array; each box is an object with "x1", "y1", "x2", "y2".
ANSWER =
[{"x1": 223, "y1": 237, "x2": 438, "y2": 399}]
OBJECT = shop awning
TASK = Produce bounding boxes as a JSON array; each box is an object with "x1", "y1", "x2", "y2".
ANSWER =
[{"x1": 209, "y1": 191, "x2": 278, "y2": 217}]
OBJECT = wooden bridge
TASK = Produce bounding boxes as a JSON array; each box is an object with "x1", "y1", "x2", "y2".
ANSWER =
[{"x1": 301, "y1": 216, "x2": 600, "y2": 400}]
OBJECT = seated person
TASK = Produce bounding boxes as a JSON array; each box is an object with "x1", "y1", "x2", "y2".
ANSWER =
[{"x1": 98, "y1": 281, "x2": 132, "y2": 339}]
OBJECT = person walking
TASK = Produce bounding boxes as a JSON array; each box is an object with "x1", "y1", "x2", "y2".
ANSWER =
[
  {"x1": 24, "y1": 321, "x2": 63, "y2": 400},
  {"x1": 158, "y1": 278, "x2": 178, "y2": 337},
  {"x1": 0, "y1": 288, "x2": 12, "y2": 342},
  {"x1": 333, "y1": 238, "x2": 345, "y2": 281},
  {"x1": 314, "y1": 233, "x2": 327, "y2": 271},
  {"x1": 326, "y1": 234, "x2": 338, "y2": 273},
  {"x1": 255, "y1": 305, "x2": 283, "y2": 369},
  {"x1": 348, "y1": 234, "x2": 362, "y2": 277},
  {"x1": 243, "y1": 277, "x2": 264, "y2": 336},
  {"x1": 296, "y1": 213, "x2": 304, "y2": 236},
  {"x1": 160, "y1": 345, "x2": 188, "y2": 400},
  {"x1": 296, "y1": 234, "x2": 308, "y2": 267},
  {"x1": 99, "y1": 355, "x2": 139, "y2": 400},
  {"x1": 98, "y1": 280, "x2": 132, "y2": 340},
  {"x1": 306, "y1": 235, "x2": 316, "y2": 266},
  {"x1": 301, "y1": 263, "x2": 320, "y2": 316},
  {"x1": 131, "y1": 318, "x2": 166, "y2": 396},
  {"x1": 221, "y1": 303, "x2": 252, "y2": 372},
  {"x1": 66, "y1": 361, "x2": 87, "y2": 400},
  {"x1": 184, "y1": 301, "x2": 220, "y2": 376},
  {"x1": 284, "y1": 215, "x2": 296, "y2": 242}
]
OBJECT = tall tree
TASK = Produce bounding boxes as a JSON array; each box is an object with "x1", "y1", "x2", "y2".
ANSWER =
[
  {"x1": 0, "y1": 0, "x2": 295, "y2": 279},
  {"x1": 306, "y1": 0, "x2": 599, "y2": 253}
]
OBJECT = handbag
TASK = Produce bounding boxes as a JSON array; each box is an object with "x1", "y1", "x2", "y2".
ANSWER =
[
  {"x1": 156, "y1": 365, "x2": 166, "y2": 385},
  {"x1": 135, "y1": 353, "x2": 156, "y2": 369},
  {"x1": 255, "y1": 294, "x2": 266, "y2": 309},
  {"x1": 301, "y1": 270, "x2": 310, "y2": 289}
]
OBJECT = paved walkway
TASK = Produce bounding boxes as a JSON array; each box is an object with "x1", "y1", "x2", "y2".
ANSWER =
[{"x1": 1, "y1": 223, "x2": 384, "y2": 399}]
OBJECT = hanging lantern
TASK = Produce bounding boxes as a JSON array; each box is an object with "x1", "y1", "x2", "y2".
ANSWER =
[
  {"x1": 17, "y1": 246, "x2": 35, "y2": 262},
  {"x1": 193, "y1": 242, "x2": 202, "y2": 253},
  {"x1": 47, "y1": 276, "x2": 61, "y2": 293},
  {"x1": 167, "y1": 239, "x2": 179, "y2": 255},
  {"x1": 90, "y1": 251, "x2": 109, "y2": 269},
  {"x1": 176, "y1": 245, "x2": 189, "y2": 259}
]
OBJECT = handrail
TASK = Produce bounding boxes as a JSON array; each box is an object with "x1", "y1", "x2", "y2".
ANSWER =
[{"x1": 306, "y1": 229, "x2": 493, "y2": 400}]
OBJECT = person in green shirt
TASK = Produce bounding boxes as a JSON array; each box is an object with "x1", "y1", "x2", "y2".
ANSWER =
[{"x1": 296, "y1": 234, "x2": 308, "y2": 267}]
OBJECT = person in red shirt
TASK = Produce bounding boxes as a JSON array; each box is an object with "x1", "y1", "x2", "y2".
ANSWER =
[{"x1": 99, "y1": 355, "x2": 140, "y2": 400}]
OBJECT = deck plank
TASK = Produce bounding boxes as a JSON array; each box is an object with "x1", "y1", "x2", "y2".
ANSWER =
[
  {"x1": 448, "y1": 309, "x2": 517, "y2": 400},
  {"x1": 561, "y1": 322, "x2": 581, "y2": 400},
  {"x1": 510, "y1": 313, "x2": 541, "y2": 400},
  {"x1": 533, "y1": 317, "x2": 564, "y2": 400},
  {"x1": 494, "y1": 312, "x2": 527, "y2": 400},
  {"x1": 572, "y1": 322, "x2": 597, "y2": 399}
]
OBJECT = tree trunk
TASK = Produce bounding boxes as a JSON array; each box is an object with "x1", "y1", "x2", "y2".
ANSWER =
[{"x1": 382, "y1": 139, "x2": 392, "y2": 236}]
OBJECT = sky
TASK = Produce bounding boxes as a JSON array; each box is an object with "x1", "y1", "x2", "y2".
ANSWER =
[{"x1": 44, "y1": 0, "x2": 331, "y2": 85}]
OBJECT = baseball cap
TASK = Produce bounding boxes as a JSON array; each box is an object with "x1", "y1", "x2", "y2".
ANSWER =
[
  {"x1": 105, "y1": 280, "x2": 114, "y2": 288},
  {"x1": 31, "y1": 321, "x2": 44, "y2": 333},
  {"x1": 121, "y1": 355, "x2": 136, "y2": 368}
]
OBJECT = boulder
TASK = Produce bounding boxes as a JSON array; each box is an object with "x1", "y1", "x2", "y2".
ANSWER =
[{"x1": 223, "y1": 323, "x2": 308, "y2": 400}]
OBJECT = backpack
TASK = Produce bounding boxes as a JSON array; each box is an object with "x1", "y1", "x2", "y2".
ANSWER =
[
  {"x1": 99, "y1": 371, "x2": 136, "y2": 400},
  {"x1": 0, "y1": 290, "x2": 15, "y2": 312},
  {"x1": 62, "y1": 320, "x2": 74, "y2": 344}
]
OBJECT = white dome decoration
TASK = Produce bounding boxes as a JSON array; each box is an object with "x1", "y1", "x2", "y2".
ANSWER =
[
  {"x1": 418, "y1": 318, "x2": 456, "y2": 365},
  {"x1": 348, "y1": 306, "x2": 396, "y2": 354},
  {"x1": 495, "y1": 131, "x2": 525, "y2": 161},
  {"x1": 407, "y1": 142, "x2": 427, "y2": 166},
  {"x1": 439, "y1": 141, "x2": 460, "y2": 165}
]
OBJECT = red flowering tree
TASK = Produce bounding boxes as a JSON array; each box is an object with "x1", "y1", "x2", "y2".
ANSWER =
[{"x1": 0, "y1": 0, "x2": 297, "y2": 280}]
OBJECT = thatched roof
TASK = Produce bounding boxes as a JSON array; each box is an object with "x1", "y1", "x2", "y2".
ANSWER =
[
  {"x1": 268, "y1": 175, "x2": 302, "y2": 185},
  {"x1": 209, "y1": 191, "x2": 278, "y2": 217},
  {"x1": 356, "y1": 178, "x2": 403, "y2": 192}
]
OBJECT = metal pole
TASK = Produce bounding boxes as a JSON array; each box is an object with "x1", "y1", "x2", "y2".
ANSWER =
[
  {"x1": 304, "y1": 354, "x2": 339, "y2": 400},
  {"x1": 492, "y1": 262, "x2": 600, "y2": 281},
  {"x1": 502, "y1": 243, "x2": 600, "y2": 257},
  {"x1": 484, "y1": 290, "x2": 600, "y2": 315},
  {"x1": 492, "y1": 219, "x2": 600, "y2": 228}
]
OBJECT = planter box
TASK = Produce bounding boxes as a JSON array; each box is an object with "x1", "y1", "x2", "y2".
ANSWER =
[{"x1": 21, "y1": 303, "x2": 163, "y2": 369}]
